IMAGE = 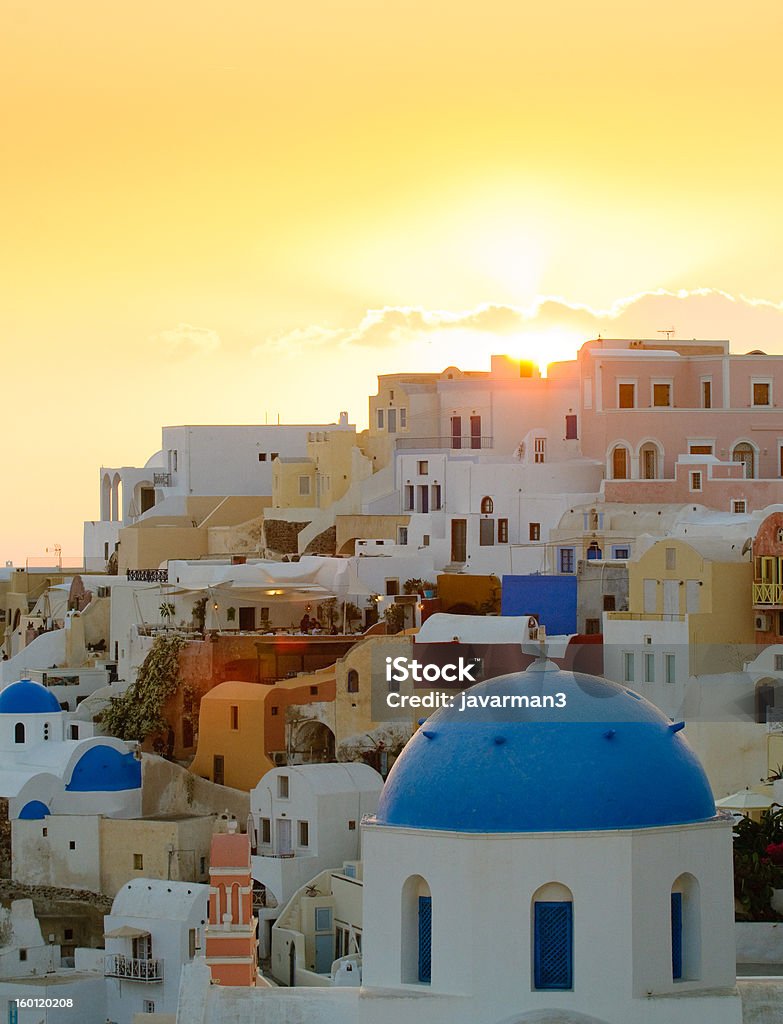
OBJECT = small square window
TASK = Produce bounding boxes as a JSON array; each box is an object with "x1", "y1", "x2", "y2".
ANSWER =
[
  {"x1": 271, "y1": 706, "x2": 279, "y2": 716},
  {"x1": 418, "y1": 460, "x2": 429, "y2": 475},
  {"x1": 603, "y1": 595, "x2": 616, "y2": 612},
  {"x1": 385, "y1": 579, "x2": 399, "y2": 596},
  {"x1": 618, "y1": 382, "x2": 636, "y2": 408},
  {"x1": 64, "y1": 928, "x2": 73, "y2": 941},
  {"x1": 530, "y1": 523, "x2": 541, "y2": 541},
  {"x1": 69, "y1": 841, "x2": 76, "y2": 851},
  {"x1": 585, "y1": 618, "x2": 600, "y2": 635},
  {"x1": 753, "y1": 381, "x2": 771, "y2": 406},
  {"x1": 258, "y1": 453, "x2": 267, "y2": 462},
  {"x1": 732, "y1": 500, "x2": 747, "y2": 514},
  {"x1": 133, "y1": 853, "x2": 144, "y2": 870},
  {"x1": 270, "y1": 452, "x2": 278, "y2": 461},
  {"x1": 348, "y1": 820, "x2": 357, "y2": 830},
  {"x1": 653, "y1": 383, "x2": 672, "y2": 407},
  {"x1": 310, "y1": 686, "x2": 318, "y2": 695},
  {"x1": 278, "y1": 775, "x2": 289, "y2": 799}
]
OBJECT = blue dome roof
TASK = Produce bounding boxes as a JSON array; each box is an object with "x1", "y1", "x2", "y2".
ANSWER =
[
  {"x1": 0, "y1": 680, "x2": 63, "y2": 715},
  {"x1": 375, "y1": 662, "x2": 716, "y2": 833}
]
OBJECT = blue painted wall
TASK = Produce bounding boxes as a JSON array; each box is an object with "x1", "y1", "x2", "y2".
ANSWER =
[{"x1": 501, "y1": 575, "x2": 577, "y2": 634}]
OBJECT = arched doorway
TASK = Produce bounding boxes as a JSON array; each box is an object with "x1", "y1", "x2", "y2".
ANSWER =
[
  {"x1": 733, "y1": 442, "x2": 755, "y2": 479},
  {"x1": 639, "y1": 442, "x2": 660, "y2": 480},
  {"x1": 611, "y1": 446, "x2": 628, "y2": 480},
  {"x1": 290, "y1": 720, "x2": 335, "y2": 762}
]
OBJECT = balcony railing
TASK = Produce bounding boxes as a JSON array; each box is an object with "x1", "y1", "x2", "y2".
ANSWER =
[
  {"x1": 153, "y1": 472, "x2": 172, "y2": 486},
  {"x1": 104, "y1": 955, "x2": 164, "y2": 982},
  {"x1": 394, "y1": 435, "x2": 494, "y2": 450},
  {"x1": 126, "y1": 569, "x2": 169, "y2": 583},
  {"x1": 753, "y1": 582, "x2": 783, "y2": 607}
]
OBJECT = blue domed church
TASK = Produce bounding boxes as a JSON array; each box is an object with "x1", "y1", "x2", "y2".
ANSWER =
[{"x1": 359, "y1": 655, "x2": 741, "y2": 1024}]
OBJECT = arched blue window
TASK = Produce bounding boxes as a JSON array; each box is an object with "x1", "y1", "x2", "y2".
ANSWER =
[
  {"x1": 401, "y1": 875, "x2": 432, "y2": 985},
  {"x1": 533, "y1": 884, "x2": 573, "y2": 990}
]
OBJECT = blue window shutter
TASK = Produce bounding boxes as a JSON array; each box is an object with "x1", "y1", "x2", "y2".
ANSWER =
[
  {"x1": 671, "y1": 892, "x2": 683, "y2": 980},
  {"x1": 534, "y1": 902, "x2": 573, "y2": 990},
  {"x1": 418, "y1": 895, "x2": 432, "y2": 983}
]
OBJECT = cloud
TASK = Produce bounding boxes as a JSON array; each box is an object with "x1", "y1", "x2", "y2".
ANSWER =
[
  {"x1": 152, "y1": 323, "x2": 221, "y2": 354},
  {"x1": 254, "y1": 290, "x2": 783, "y2": 361}
]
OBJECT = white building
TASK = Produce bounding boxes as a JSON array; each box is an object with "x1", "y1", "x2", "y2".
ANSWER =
[
  {"x1": 177, "y1": 656, "x2": 744, "y2": 1024},
  {"x1": 104, "y1": 878, "x2": 208, "y2": 1024},
  {"x1": 251, "y1": 763, "x2": 382, "y2": 954}
]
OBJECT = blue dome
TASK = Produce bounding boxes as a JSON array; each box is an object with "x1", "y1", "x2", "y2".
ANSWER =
[
  {"x1": 0, "y1": 680, "x2": 63, "y2": 715},
  {"x1": 375, "y1": 662, "x2": 716, "y2": 833}
]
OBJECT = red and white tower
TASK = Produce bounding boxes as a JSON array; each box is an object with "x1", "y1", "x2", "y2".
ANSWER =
[{"x1": 204, "y1": 823, "x2": 258, "y2": 986}]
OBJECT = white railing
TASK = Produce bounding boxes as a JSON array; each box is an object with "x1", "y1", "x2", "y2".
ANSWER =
[{"x1": 104, "y1": 954, "x2": 163, "y2": 982}]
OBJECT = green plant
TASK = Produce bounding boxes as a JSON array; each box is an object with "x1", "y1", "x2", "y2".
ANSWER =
[
  {"x1": 192, "y1": 597, "x2": 207, "y2": 632},
  {"x1": 343, "y1": 601, "x2": 361, "y2": 627},
  {"x1": 733, "y1": 805, "x2": 783, "y2": 920},
  {"x1": 384, "y1": 604, "x2": 406, "y2": 634},
  {"x1": 321, "y1": 597, "x2": 338, "y2": 628},
  {"x1": 159, "y1": 601, "x2": 175, "y2": 623},
  {"x1": 226, "y1": 607, "x2": 236, "y2": 623},
  {"x1": 101, "y1": 634, "x2": 186, "y2": 741}
]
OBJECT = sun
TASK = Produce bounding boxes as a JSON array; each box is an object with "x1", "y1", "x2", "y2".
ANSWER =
[{"x1": 507, "y1": 328, "x2": 585, "y2": 375}]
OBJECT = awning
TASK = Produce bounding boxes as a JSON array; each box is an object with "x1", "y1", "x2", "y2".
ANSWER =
[{"x1": 104, "y1": 926, "x2": 151, "y2": 939}]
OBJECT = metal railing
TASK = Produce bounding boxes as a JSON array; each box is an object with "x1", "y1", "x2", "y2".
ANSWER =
[
  {"x1": 104, "y1": 955, "x2": 164, "y2": 982},
  {"x1": 753, "y1": 582, "x2": 783, "y2": 606},
  {"x1": 153, "y1": 472, "x2": 172, "y2": 486},
  {"x1": 394, "y1": 435, "x2": 494, "y2": 450},
  {"x1": 126, "y1": 569, "x2": 169, "y2": 583}
]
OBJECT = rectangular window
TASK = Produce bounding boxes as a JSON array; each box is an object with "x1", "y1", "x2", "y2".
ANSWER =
[
  {"x1": 451, "y1": 415, "x2": 462, "y2": 449},
  {"x1": 299, "y1": 476, "x2": 311, "y2": 496},
  {"x1": 732, "y1": 499, "x2": 747, "y2": 514},
  {"x1": 753, "y1": 381, "x2": 771, "y2": 406},
  {"x1": 558, "y1": 548, "x2": 575, "y2": 574},
  {"x1": 702, "y1": 379, "x2": 712, "y2": 408},
  {"x1": 387, "y1": 409, "x2": 397, "y2": 434},
  {"x1": 643, "y1": 578, "x2": 657, "y2": 612},
  {"x1": 653, "y1": 382, "x2": 672, "y2": 407},
  {"x1": 689, "y1": 444, "x2": 713, "y2": 455},
  {"x1": 399, "y1": 408, "x2": 407, "y2": 428},
  {"x1": 498, "y1": 519, "x2": 509, "y2": 543},
  {"x1": 665, "y1": 547, "x2": 677, "y2": 570},
  {"x1": 69, "y1": 841, "x2": 76, "y2": 850},
  {"x1": 417, "y1": 460, "x2": 429, "y2": 475},
  {"x1": 261, "y1": 818, "x2": 271, "y2": 844},
  {"x1": 431, "y1": 484, "x2": 442, "y2": 510},
  {"x1": 397, "y1": 527, "x2": 408, "y2": 545},
  {"x1": 775, "y1": 654, "x2": 783, "y2": 671},
  {"x1": 270, "y1": 452, "x2": 278, "y2": 461},
  {"x1": 479, "y1": 518, "x2": 495, "y2": 546},
  {"x1": 189, "y1": 929, "x2": 197, "y2": 959},
  {"x1": 418, "y1": 895, "x2": 432, "y2": 983},
  {"x1": 377, "y1": 409, "x2": 384, "y2": 429},
  {"x1": 278, "y1": 775, "x2": 289, "y2": 799},
  {"x1": 422, "y1": 534, "x2": 430, "y2": 546},
  {"x1": 585, "y1": 618, "x2": 600, "y2": 635},
  {"x1": 144, "y1": 999, "x2": 156, "y2": 1014},
  {"x1": 271, "y1": 706, "x2": 279, "y2": 716},
  {"x1": 529, "y1": 523, "x2": 541, "y2": 541},
  {"x1": 533, "y1": 902, "x2": 573, "y2": 990},
  {"x1": 565, "y1": 414, "x2": 578, "y2": 440},
  {"x1": 417, "y1": 484, "x2": 429, "y2": 513},
  {"x1": 671, "y1": 892, "x2": 683, "y2": 980},
  {"x1": 258, "y1": 453, "x2": 267, "y2": 461},
  {"x1": 612, "y1": 546, "x2": 630, "y2": 559},
  {"x1": 298, "y1": 821, "x2": 309, "y2": 847},
  {"x1": 534, "y1": 437, "x2": 546, "y2": 463},
  {"x1": 689, "y1": 471, "x2": 702, "y2": 491},
  {"x1": 644, "y1": 652, "x2": 655, "y2": 683},
  {"x1": 665, "y1": 654, "x2": 676, "y2": 684},
  {"x1": 603, "y1": 595, "x2": 616, "y2": 612},
  {"x1": 385, "y1": 579, "x2": 399, "y2": 596},
  {"x1": 686, "y1": 580, "x2": 700, "y2": 613},
  {"x1": 133, "y1": 853, "x2": 143, "y2": 870},
  {"x1": 618, "y1": 382, "x2": 636, "y2": 409},
  {"x1": 230, "y1": 705, "x2": 239, "y2": 730},
  {"x1": 404, "y1": 484, "x2": 414, "y2": 511},
  {"x1": 623, "y1": 652, "x2": 635, "y2": 683},
  {"x1": 470, "y1": 415, "x2": 482, "y2": 449}
]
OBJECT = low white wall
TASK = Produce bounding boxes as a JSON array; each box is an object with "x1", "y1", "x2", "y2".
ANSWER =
[{"x1": 736, "y1": 921, "x2": 783, "y2": 963}]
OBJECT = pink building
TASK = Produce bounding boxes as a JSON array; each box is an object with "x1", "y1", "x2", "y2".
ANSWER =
[
  {"x1": 205, "y1": 827, "x2": 259, "y2": 987},
  {"x1": 579, "y1": 338, "x2": 783, "y2": 512}
]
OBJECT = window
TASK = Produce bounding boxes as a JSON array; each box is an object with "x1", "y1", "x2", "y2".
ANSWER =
[
  {"x1": 385, "y1": 578, "x2": 399, "y2": 596},
  {"x1": 498, "y1": 519, "x2": 508, "y2": 543},
  {"x1": 418, "y1": 895, "x2": 432, "y2": 982},
  {"x1": 133, "y1": 853, "x2": 144, "y2": 870},
  {"x1": 298, "y1": 821, "x2": 309, "y2": 847},
  {"x1": 69, "y1": 841, "x2": 76, "y2": 850},
  {"x1": 623, "y1": 652, "x2": 635, "y2": 683},
  {"x1": 404, "y1": 484, "x2": 414, "y2": 511},
  {"x1": 565, "y1": 414, "x2": 578, "y2": 440},
  {"x1": 618, "y1": 382, "x2": 636, "y2": 408},
  {"x1": 431, "y1": 484, "x2": 442, "y2": 510},
  {"x1": 310, "y1": 686, "x2": 318, "y2": 695},
  {"x1": 347, "y1": 670, "x2": 359, "y2": 693},
  {"x1": 422, "y1": 535, "x2": 430, "y2": 546},
  {"x1": 42, "y1": 828, "x2": 48, "y2": 837},
  {"x1": 299, "y1": 476, "x2": 311, "y2": 496},
  {"x1": 665, "y1": 547, "x2": 677, "y2": 570},
  {"x1": 753, "y1": 380, "x2": 771, "y2": 406},
  {"x1": 665, "y1": 654, "x2": 676, "y2": 684},
  {"x1": 388, "y1": 409, "x2": 397, "y2": 433},
  {"x1": 400, "y1": 408, "x2": 407, "y2": 428},
  {"x1": 533, "y1": 902, "x2": 573, "y2": 990},
  {"x1": 775, "y1": 654, "x2": 783, "y2": 671},
  {"x1": 603, "y1": 595, "x2": 616, "y2": 612},
  {"x1": 644, "y1": 653, "x2": 655, "y2": 683},
  {"x1": 611, "y1": 445, "x2": 628, "y2": 479},
  {"x1": 689, "y1": 444, "x2": 713, "y2": 455},
  {"x1": 348, "y1": 820, "x2": 356, "y2": 830},
  {"x1": 397, "y1": 527, "x2": 408, "y2": 545},
  {"x1": 689, "y1": 471, "x2": 702, "y2": 491},
  {"x1": 671, "y1": 892, "x2": 683, "y2": 980},
  {"x1": 271, "y1": 706, "x2": 279, "y2": 716},
  {"x1": 558, "y1": 548, "x2": 575, "y2": 574},
  {"x1": 733, "y1": 443, "x2": 755, "y2": 479},
  {"x1": 200, "y1": 857, "x2": 206, "y2": 874},
  {"x1": 652, "y1": 382, "x2": 672, "y2": 407},
  {"x1": 70, "y1": 724, "x2": 79, "y2": 740},
  {"x1": 64, "y1": 929, "x2": 73, "y2": 941},
  {"x1": 19, "y1": 949, "x2": 27, "y2": 962},
  {"x1": 278, "y1": 775, "x2": 289, "y2": 799},
  {"x1": 701, "y1": 379, "x2": 712, "y2": 409},
  {"x1": 479, "y1": 519, "x2": 495, "y2": 546},
  {"x1": 611, "y1": 546, "x2": 630, "y2": 559},
  {"x1": 732, "y1": 499, "x2": 747, "y2": 514},
  {"x1": 417, "y1": 460, "x2": 428, "y2": 475},
  {"x1": 640, "y1": 443, "x2": 658, "y2": 479},
  {"x1": 534, "y1": 437, "x2": 546, "y2": 463},
  {"x1": 377, "y1": 409, "x2": 384, "y2": 429},
  {"x1": 230, "y1": 705, "x2": 239, "y2": 730},
  {"x1": 258, "y1": 453, "x2": 267, "y2": 461},
  {"x1": 270, "y1": 452, "x2": 278, "y2": 461},
  {"x1": 143, "y1": 1000, "x2": 155, "y2": 1014},
  {"x1": 585, "y1": 618, "x2": 600, "y2": 635},
  {"x1": 14, "y1": 722, "x2": 24, "y2": 744},
  {"x1": 451, "y1": 415, "x2": 462, "y2": 449},
  {"x1": 480, "y1": 495, "x2": 494, "y2": 514},
  {"x1": 189, "y1": 929, "x2": 197, "y2": 959},
  {"x1": 261, "y1": 818, "x2": 271, "y2": 844},
  {"x1": 470, "y1": 415, "x2": 482, "y2": 449},
  {"x1": 529, "y1": 523, "x2": 541, "y2": 541}
]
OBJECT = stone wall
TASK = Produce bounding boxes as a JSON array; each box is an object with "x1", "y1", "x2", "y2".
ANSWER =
[
  {"x1": 263, "y1": 519, "x2": 311, "y2": 555},
  {"x1": 303, "y1": 525, "x2": 337, "y2": 556}
]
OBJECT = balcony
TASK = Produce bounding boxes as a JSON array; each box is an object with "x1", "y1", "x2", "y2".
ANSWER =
[
  {"x1": 104, "y1": 954, "x2": 164, "y2": 982},
  {"x1": 753, "y1": 582, "x2": 783, "y2": 608},
  {"x1": 153, "y1": 472, "x2": 172, "y2": 486},
  {"x1": 126, "y1": 568, "x2": 169, "y2": 583},
  {"x1": 395, "y1": 435, "x2": 494, "y2": 451}
]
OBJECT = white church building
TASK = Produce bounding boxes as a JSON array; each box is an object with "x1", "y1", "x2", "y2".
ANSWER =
[{"x1": 176, "y1": 651, "x2": 745, "y2": 1024}]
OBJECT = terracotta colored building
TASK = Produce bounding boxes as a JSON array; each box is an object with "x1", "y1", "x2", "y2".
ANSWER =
[{"x1": 205, "y1": 827, "x2": 258, "y2": 986}]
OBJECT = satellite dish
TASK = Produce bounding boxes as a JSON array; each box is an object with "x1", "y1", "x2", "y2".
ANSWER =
[{"x1": 741, "y1": 537, "x2": 753, "y2": 556}]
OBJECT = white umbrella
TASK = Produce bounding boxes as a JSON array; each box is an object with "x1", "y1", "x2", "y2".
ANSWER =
[{"x1": 715, "y1": 789, "x2": 775, "y2": 810}]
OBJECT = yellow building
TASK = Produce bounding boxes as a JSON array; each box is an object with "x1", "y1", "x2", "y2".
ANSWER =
[
  {"x1": 190, "y1": 681, "x2": 276, "y2": 791},
  {"x1": 272, "y1": 428, "x2": 370, "y2": 512}
]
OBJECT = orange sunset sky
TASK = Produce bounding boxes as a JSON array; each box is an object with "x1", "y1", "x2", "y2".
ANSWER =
[{"x1": 3, "y1": 1, "x2": 783, "y2": 564}]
